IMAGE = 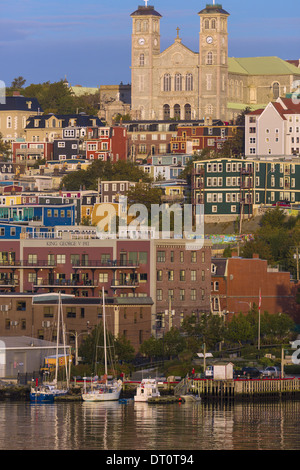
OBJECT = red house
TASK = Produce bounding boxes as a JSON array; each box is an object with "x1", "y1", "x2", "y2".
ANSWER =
[
  {"x1": 11, "y1": 142, "x2": 53, "y2": 164},
  {"x1": 86, "y1": 126, "x2": 127, "y2": 162}
]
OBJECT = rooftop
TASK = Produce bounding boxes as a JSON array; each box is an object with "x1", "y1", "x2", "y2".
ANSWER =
[{"x1": 131, "y1": 5, "x2": 162, "y2": 17}]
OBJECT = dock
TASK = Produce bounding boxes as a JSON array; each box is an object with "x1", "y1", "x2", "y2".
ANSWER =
[{"x1": 177, "y1": 377, "x2": 300, "y2": 400}]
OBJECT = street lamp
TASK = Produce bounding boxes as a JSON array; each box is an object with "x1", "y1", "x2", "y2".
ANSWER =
[{"x1": 65, "y1": 328, "x2": 91, "y2": 366}]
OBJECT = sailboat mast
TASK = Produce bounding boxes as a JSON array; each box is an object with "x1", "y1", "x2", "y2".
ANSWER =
[
  {"x1": 55, "y1": 292, "x2": 61, "y2": 384},
  {"x1": 102, "y1": 286, "x2": 107, "y2": 382}
]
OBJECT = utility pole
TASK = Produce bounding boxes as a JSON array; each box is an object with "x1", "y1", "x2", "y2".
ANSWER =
[{"x1": 258, "y1": 288, "x2": 261, "y2": 350}]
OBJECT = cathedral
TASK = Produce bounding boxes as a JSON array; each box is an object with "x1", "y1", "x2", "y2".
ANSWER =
[{"x1": 130, "y1": 2, "x2": 300, "y2": 122}]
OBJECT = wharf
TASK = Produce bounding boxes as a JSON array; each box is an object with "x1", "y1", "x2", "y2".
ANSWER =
[{"x1": 181, "y1": 378, "x2": 300, "y2": 400}]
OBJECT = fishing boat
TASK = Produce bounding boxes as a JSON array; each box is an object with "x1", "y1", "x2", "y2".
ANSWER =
[
  {"x1": 134, "y1": 378, "x2": 160, "y2": 402},
  {"x1": 82, "y1": 288, "x2": 122, "y2": 402}
]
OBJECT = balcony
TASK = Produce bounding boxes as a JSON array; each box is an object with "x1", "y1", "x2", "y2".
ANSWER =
[
  {"x1": 71, "y1": 260, "x2": 139, "y2": 269},
  {"x1": 34, "y1": 279, "x2": 97, "y2": 288},
  {"x1": 0, "y1": 260, "x2": 56, "y2": 268},
  {"x1": 111, "y1": 279, "x2": 139, "y2": 288}
]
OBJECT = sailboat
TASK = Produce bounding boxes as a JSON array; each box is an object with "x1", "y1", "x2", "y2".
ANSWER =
[
  {"x1": 82, "y1": 287, "x2": 122, "y2": 402},
  {"x1": 30, "y1": 293, "x2": 73, "y2": 403}
]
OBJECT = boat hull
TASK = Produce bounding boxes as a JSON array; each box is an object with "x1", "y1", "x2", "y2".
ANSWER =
[
  {"x1": 82, "y1": 390, "x2": 121, "y2": 402},
  {"x1": 30, "y1": 392, "x2": 54, "y2": 404}
]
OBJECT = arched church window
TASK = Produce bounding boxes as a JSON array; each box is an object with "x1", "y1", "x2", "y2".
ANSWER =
[
  {"x1": 184, "y1": 104, "x2": 191, "y2": 120},
  {"x1": 186, "y1": 74, "x2": 193, "y2": 91},
  {"x1": 163, "y1": 74, "x2": 171, "y2": 92},
  {"x1": 139, "y1": 54, "x2": 145, "y2": 66},
  {"x1": 204, "y1": 19, "x2": 210, "y2": 29},
  {"x1": 206, "y1": 52, "x2": 213, "y2": 65},
  {"x1": 175, "y1": 74, "x2": 182, "y2": 91},
  {"x1": 163, "y1": 104, "x2": 170, "y2": 120},
  {"x1": 174, "y1": 104, "x2": 181, "y2": 120},
  {"x1": 211, "y1": 19, "x2": 216, "y2": 29},
  {"x1": 273, "y1": 82, "x2": 280, "y2": 100}
]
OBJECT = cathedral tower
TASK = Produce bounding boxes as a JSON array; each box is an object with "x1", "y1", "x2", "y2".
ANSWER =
[
  {"x1": 130, "y1": 4, "x2": 162, "y2": 120},
  {"x1": 198, "y1": 4, "x2": 229, "y2": 121}
]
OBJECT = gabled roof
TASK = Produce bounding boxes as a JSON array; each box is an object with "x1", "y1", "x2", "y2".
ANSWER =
[
  {"x1": 26, "y1": 114, "x2": 104, "y2": 129},
  {"x1": 0, "y1": 96, "x2": 42, "y2": 112},
  {"x1": 229, "y1": 57, "x2": 300, "y2": 76}
]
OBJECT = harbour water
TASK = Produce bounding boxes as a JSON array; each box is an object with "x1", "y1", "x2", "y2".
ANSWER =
[{"x1": 0, "y1": 399, "x2": 300, "y2": 451}]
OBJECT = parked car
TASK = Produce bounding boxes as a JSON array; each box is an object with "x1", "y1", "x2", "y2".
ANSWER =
[
  {"x1": 234, "y1": 367, "x2": 261, "y2": 379},
  {"x1": 261, "y1": 366, "x2": 281, "y2": 378}
]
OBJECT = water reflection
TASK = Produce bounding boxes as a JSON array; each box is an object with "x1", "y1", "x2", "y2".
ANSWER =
[{"x1": 0, "y1": 400, "x2": 300, "y2": 450}]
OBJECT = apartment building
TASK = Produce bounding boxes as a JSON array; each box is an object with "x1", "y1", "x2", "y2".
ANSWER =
[
  {"x1": 192, "y1": 157, "x2": 300, "y2": 221},
  {"x1": 245, "y1": 98, "x2": 300, "y2": 157},
  {"x1": 211, "y1": 254, "x2": 300, "y2": 323},
  {"x1": 0, "y1": 228, "x2": 212, "y2": 350}
]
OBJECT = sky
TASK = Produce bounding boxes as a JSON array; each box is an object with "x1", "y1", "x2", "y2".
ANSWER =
[{"x1": 0, "y1": 0, "x2": 299, "y2": 89}]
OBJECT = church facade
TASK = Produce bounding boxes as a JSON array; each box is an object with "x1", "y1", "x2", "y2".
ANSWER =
[{"x1": 130, "y1": 3, "x2": 300, "y2": 122}]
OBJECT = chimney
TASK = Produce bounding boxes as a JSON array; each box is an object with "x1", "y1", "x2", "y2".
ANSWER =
[
  {"x1": 252, "y1": 253, "x2": 259, "y2": 259},
  {"x1": 13, "y1": 91, "x2": 20, "y2": 97}
]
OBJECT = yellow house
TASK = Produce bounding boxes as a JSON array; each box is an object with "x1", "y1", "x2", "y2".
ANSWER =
[{"x1": 89, "y1": 203, "x2": 136, "y2": 231}]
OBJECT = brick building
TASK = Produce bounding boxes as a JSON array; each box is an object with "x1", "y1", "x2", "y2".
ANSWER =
[
  {"x1": 0, "y1": 229, "x2": 212, "y2": 351},
  {"x1": 211, "y1": 254, "x2": 300, "y2": 323}
]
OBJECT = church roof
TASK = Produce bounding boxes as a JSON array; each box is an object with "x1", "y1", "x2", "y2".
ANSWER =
[
  {"x1": 228, "y1": 57, "x2": 300, "y2": 76},
  {"x1": 131, "y1": 6, "x2": 162, "y2": 17},
  {"x1": 198, "y1": 4, "x2": 229, "y2": 15}
]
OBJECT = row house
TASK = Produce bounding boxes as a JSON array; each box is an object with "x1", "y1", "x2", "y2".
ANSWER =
[
  {"x1": 211, "y1": 254, "x2": 300, "y2": 324},
  {"x1": 245, "y1": 97, "x2": 300, "y2": 157},
  {"x1": 85, "y1": 126, "x2": 127, "y2": 162},
  {"x1": 25, "y1": 113, "x2": 103, "y2": 144},
  {"x1": 125, "y1": 120, "x2": 179, "y2": 161},
  {"x1": 171, "y1": 121, "x2": 242, "y2": 154},
  {"x1": 12, "y1": 141, "x2": 53, "y2": 165},
  {"x1": 142, "y1": 154, "x2": 192, "y2": 180},
  {"x1": 99, "y1": 180, "x2": 137, "y2": 203},
  {"x1": 192, "y1": 157, "x2": 300, "y2": 221},
  {"x1": 0, "y1": 163, "x2": 14, "y2": 181}
]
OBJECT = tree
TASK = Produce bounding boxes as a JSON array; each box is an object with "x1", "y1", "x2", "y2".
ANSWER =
[
  {"x1": 60, "y1": 160, "x2": 150, "y2": 191},
  {"x1": 78, "y1": 322, "x2": 135, "y2": 372},
  {"x1": 0, "y1": 133, "x2": 11, "y2": 160},
  {"x1": 126, "y1": 182, "x2": 163, "y2": 211},
  {"x1": 11, "y1": 76, "x2": 26, "y2": 90},
  {"x1": 181, "y1": 313, "x2": 225, "y2": 352},
  {"x1": 139, "y1": 335, "x2": 164, "y2": 359}
]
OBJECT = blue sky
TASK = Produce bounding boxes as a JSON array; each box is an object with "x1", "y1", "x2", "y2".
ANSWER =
[{"x1": 0, "y1": 0, "x2": 299, "y2": 88}]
